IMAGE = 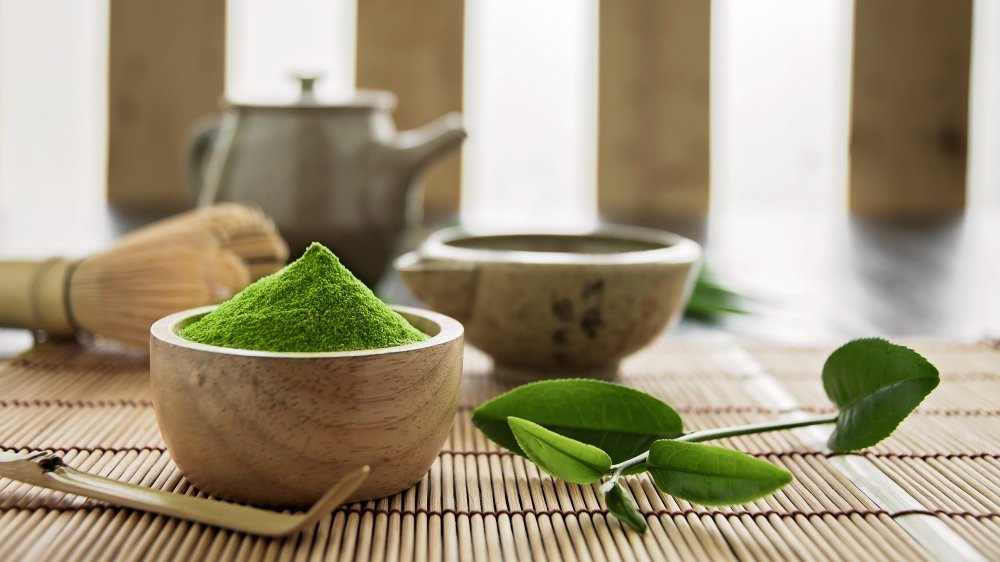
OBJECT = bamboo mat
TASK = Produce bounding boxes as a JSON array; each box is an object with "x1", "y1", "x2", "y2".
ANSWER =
[{"x1": 0, "y1": 338, "x2": 997, "y2": 561}]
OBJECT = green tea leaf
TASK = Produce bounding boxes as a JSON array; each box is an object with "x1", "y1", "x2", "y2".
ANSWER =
[
  {"x1": 685, "y1": 267, "x2": 747, "y2": 323},
  {"x1": 508, "y1": 417, "x2": 612, "y2": 484},
  {"x1": 647, "y1": 440, "x2": 792, "y2": 506},
  {"x1": 604, "y1": 483, "x2": 647, "y2": 532},
  {"x1": 822, "y1": 338, "x2": 939, "y2": 452},
  {"x1": 473, "y1": 379, "x2": 683, "y2": 462}
]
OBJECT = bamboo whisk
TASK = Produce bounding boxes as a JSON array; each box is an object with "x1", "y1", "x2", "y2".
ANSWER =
[{"x1": 0, "y1": 204, "x2": 288, "y2": 348}]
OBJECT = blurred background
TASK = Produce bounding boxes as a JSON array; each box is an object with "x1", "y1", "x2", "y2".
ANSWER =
[{"x1": 0, "y1": 0, "x2": 997, "y2": 344}]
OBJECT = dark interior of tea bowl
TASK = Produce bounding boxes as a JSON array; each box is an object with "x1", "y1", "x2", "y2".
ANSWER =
[
  {"x1": 421, "y1": 225, "x2": 700, "y2": 266},
  {"x1": 444, "y1": 233, "x2": 668, "y2": 254}
]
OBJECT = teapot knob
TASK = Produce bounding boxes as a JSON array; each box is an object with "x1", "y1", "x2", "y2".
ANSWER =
[{"x1": 294, "y1": 74, "x2": 320, "y2": 97}]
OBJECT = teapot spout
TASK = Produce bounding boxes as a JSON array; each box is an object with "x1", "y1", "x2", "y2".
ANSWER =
[{"x1": 390, "y1": 113, "x2": 466, "y2": 175}]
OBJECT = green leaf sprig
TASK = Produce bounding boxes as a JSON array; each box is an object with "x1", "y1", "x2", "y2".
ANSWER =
[
  {"x1": 472, "y1": 338, "x2": 939, "y2": 533},
  {"x1": 685, "y1": 266, "x2": 747, "y2": 323}
]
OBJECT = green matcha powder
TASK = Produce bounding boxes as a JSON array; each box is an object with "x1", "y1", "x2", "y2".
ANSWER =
[{"x1": 180, "y1": 243, "x2": 426, "y2": 352}]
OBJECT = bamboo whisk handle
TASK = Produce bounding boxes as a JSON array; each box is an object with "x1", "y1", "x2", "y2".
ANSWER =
[{"x1": 0, "y1": 258, "x2": 76, "y2": 336}]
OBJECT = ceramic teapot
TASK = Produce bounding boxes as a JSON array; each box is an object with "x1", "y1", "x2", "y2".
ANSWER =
[{"x1": 188, "y1": 76, "x2": 466, "y2": 285}]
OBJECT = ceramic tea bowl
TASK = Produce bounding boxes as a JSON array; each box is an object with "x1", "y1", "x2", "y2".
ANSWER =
[
  {"x1": 149, "y1": 305, "x2": 463, "y2": 507},
  {"x1": 395, "y1": 225, "x2": 700, "y2": 378}
]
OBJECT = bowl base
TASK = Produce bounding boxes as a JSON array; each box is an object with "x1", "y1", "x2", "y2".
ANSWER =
[{"x1": 492, "y1": 361, "x2": 621, "y2": 382}]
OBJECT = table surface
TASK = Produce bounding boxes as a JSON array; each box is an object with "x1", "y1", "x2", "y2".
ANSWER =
[{"x1": 0, "y1": 336, "x2": 997, "y2": 561}]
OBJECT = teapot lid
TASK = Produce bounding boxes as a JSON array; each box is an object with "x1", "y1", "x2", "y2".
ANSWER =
[{"x1": 226, "y1": 75, "x2": 397, "y2": 110}]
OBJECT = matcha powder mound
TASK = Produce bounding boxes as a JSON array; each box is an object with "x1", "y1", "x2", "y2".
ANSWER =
[{"x1": 180, "y1": 243, "x2": 427, "y2": 352}]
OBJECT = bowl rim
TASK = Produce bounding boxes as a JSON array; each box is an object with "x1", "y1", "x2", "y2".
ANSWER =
[
  {"x1": 150, "y1": 304, "x2": 463, "y2": 358},
  {"x1": 414, "y1": 224, "x2": 701, "y2": 266}
]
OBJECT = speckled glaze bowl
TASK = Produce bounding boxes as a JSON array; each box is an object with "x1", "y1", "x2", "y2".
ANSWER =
[
  {"x1": 149, "y1": 305, "x2": 463, "y2": 507},
  {"x1": 395, "y1": 225, "x2": 700, "y2": 378}
]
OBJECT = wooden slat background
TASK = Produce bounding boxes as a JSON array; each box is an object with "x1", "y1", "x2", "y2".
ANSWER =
[
  {"x1": 106, "y1": 0, "x2": 226, "y2": 212},
  {"x1": 598, "y1": 0, "x2": 712, "y2": 229},
  {"x1": 103, "y1": 2, "x2": 980, "y2": 223},
  {"x1": 849, "y1": 0, "x2": 972, "y2": 219},
  {"x1": 357, "y1": 0, "x2": 465, "y2": 224}
]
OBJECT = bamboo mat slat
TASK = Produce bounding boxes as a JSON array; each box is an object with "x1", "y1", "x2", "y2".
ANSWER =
[{"x1": 0, "y1": 339, "x2": 997, "y2": 561}]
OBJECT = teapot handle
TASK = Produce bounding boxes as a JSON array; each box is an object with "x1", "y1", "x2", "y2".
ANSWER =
[{"x1": 185, "y1": 115, "x2": 223, "y2": 200}]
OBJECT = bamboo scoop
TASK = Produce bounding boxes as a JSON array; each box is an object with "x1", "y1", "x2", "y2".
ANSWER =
[
  {"x1": 0, "y1": 450, "x2": 368, "y2": 537},
  {"x1": 0, "y1": 204, "x2": 288, "y2": 348}
]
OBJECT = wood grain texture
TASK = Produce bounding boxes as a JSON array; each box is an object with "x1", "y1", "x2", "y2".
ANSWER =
[
  {"x1": 357, "y1": 0, "x2": 464, "y2": 223},
  {"x1": 149, "y1": 306, "x2": 464, "y2": 506},
  {"x1": 849, "y1": 0, "x2": 972, "y2": 219},
  {"x1": 598, "y1": 0, "x2": 711, "y2": 226},
  {"x1": 107, "y1": 0, "x2": 225, "y2": 211}
]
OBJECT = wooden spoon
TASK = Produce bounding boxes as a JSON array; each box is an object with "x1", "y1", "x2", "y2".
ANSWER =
[{"x1": 0, "y1": 450, "x2": 368, "y2": 537}]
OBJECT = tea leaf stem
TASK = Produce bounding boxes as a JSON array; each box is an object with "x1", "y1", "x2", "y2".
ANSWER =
[
  {"x1": 675, "y1": 412, "x2": 840, "y2": 444},
  {"x1": 607, "y1": 413, "x2": 839, "y2": 475}
]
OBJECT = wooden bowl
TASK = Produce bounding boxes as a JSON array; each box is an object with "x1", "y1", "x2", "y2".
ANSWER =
[
  {"x1": 149, "y1": 305, "x2": 463, "y2": 507},
  {"x1": 396, "y1": 225, "x2": 700, "y2": 378}
]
